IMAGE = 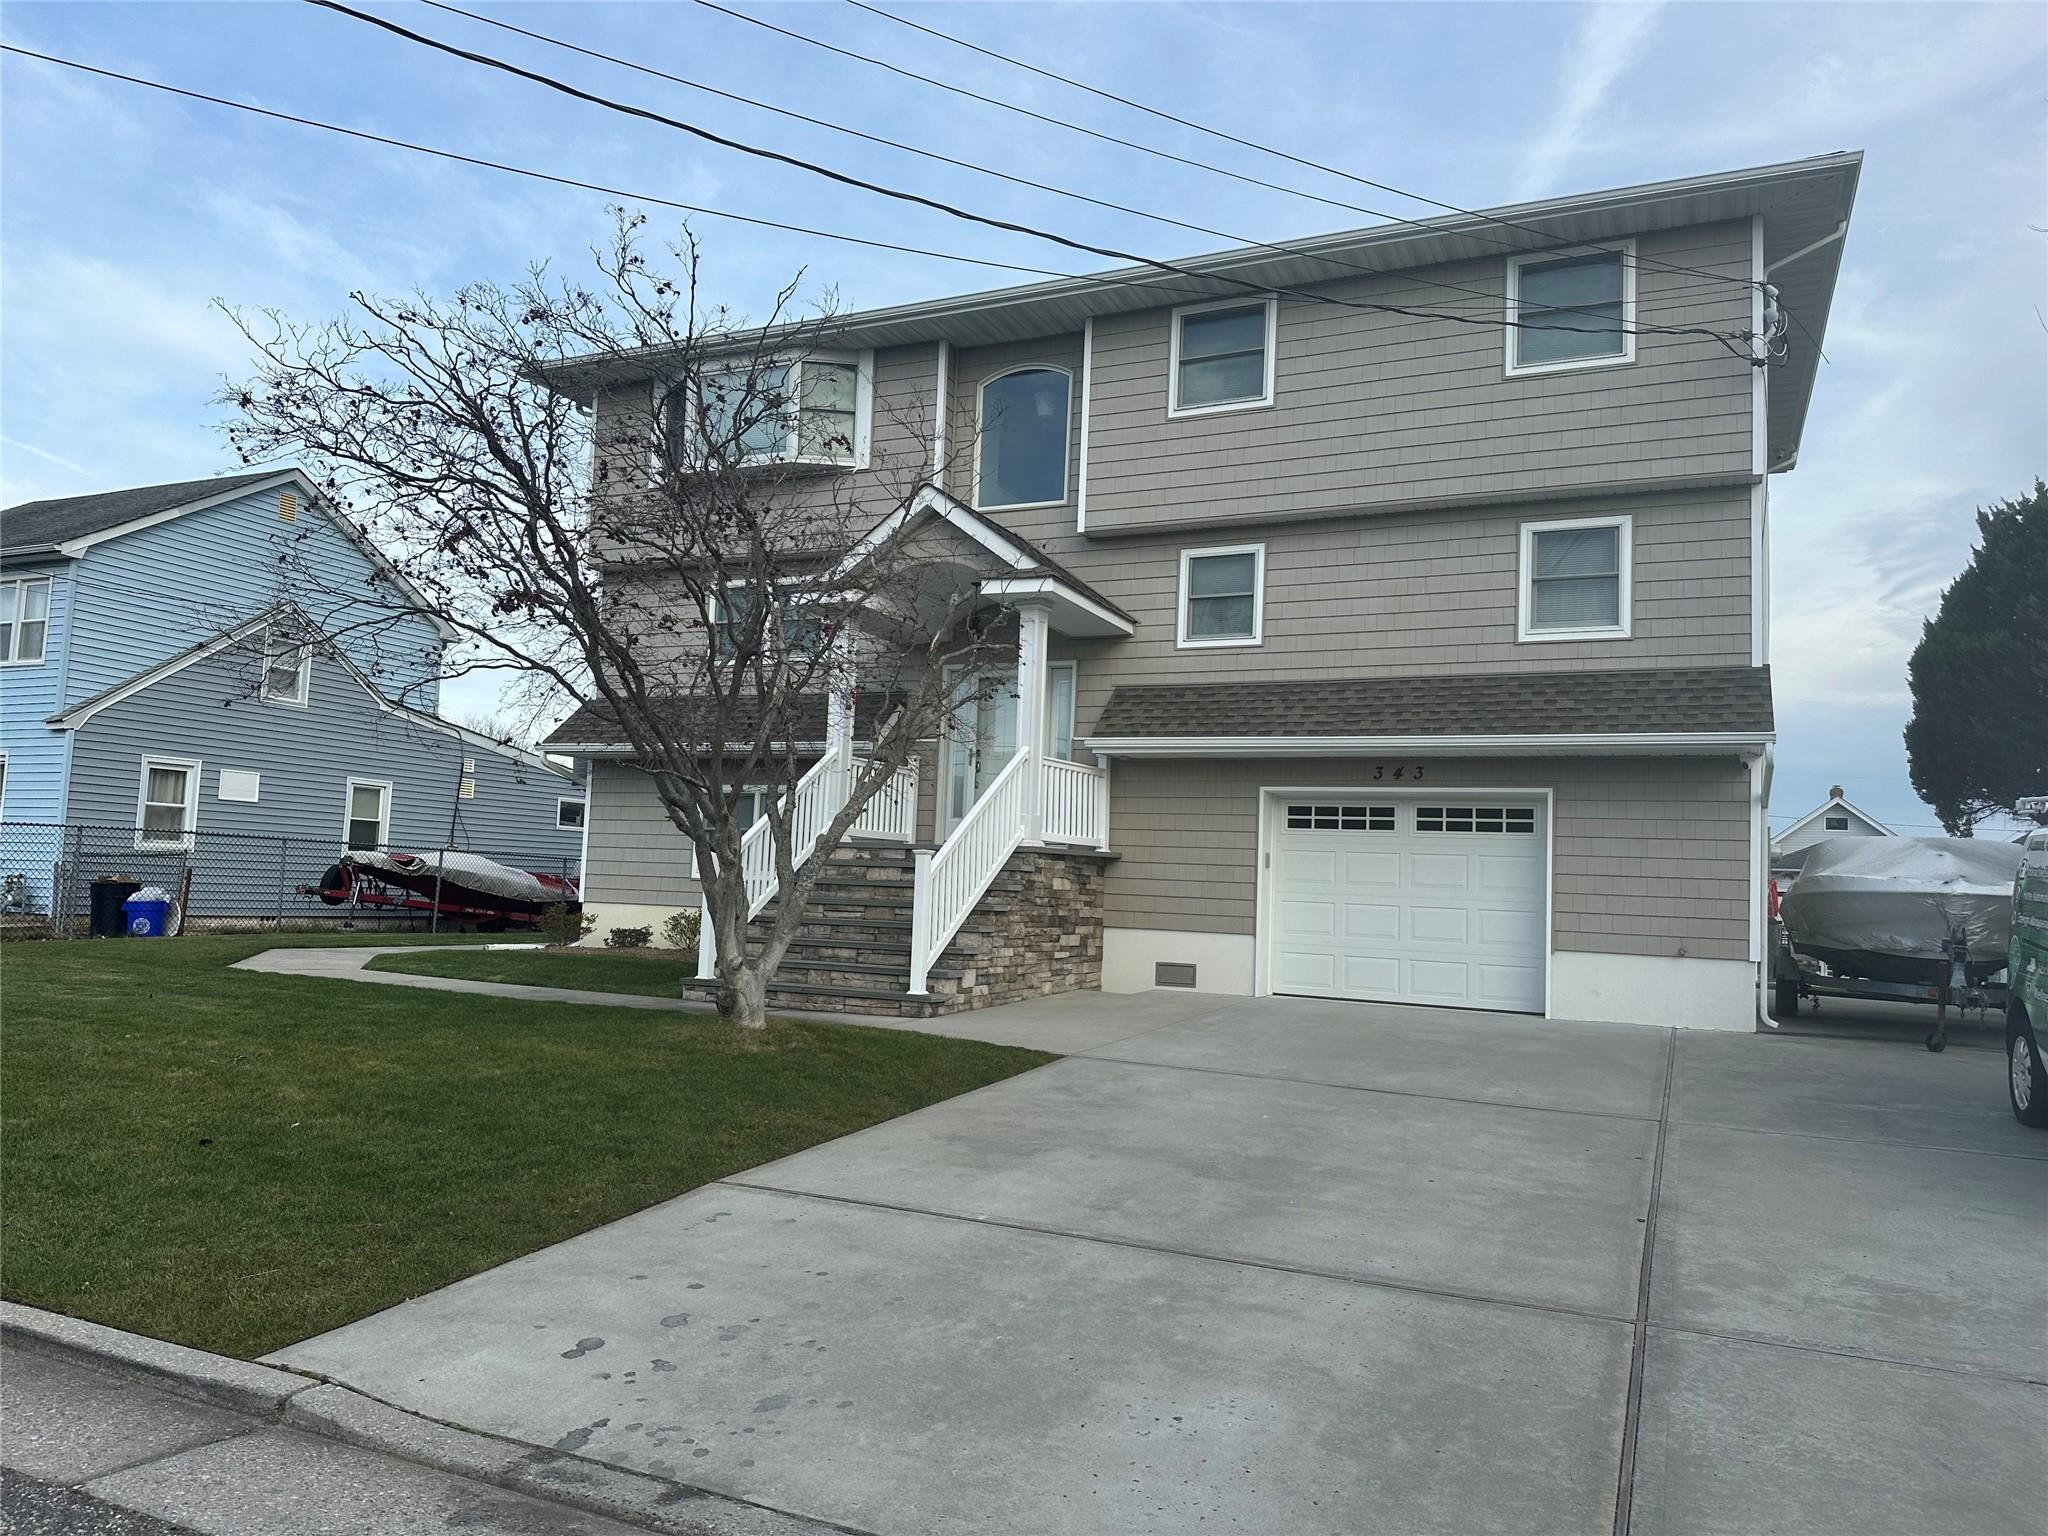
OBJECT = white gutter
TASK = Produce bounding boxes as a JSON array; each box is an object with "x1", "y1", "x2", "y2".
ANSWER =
[
  {"x1": 1083, "y1": 731, "x2": 1774, "y2": 758},
  {"x1": 1765, "y1": 221, "x2": 1848, "y2": 278}
]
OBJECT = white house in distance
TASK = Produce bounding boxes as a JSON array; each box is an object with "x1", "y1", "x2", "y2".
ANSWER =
[{"x1": 1770, "y1": 785, "x2": 1894, "y2": 877}]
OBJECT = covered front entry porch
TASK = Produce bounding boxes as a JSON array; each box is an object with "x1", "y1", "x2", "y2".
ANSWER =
[{"x1": 696, "y1": 485, "x2": 1130, "y2": 1007}]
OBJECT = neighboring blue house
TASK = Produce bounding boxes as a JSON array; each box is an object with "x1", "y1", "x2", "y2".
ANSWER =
[{"x1": 0, "y1": 469, "x2": 583, "y2": 920}]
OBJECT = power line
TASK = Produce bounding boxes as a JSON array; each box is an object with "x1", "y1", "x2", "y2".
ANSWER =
[
  {"x1": 416, "y1": 0, "x2": 1749, "y2": 334},
  {"x1": 0, "y1": 45, "x2": 1094, "y2": 282},
  {"x1": 308, "y1": 1, "x2": 1755, "y2": 355},
  {"x1": 732, "y1": 0, "x2": 1760, "y2": 296}
]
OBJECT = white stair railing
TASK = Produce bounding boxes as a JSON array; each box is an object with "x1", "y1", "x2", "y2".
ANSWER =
[
  {"x1": 1040, "y1": 758, "x2": 1107, "y2": 848},
  {"x1": 695, "y1": 752, "x2": 850, "y2": 976},
  {"x1": 909, "y1": 749, "x2": 1031, "y2": 995},
  {"x1": 850, "y1": 758, "x2": 919, "y2": 843}
]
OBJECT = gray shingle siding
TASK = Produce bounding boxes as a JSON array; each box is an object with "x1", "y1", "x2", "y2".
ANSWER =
[
  {"x1": 1102, "y1": 755, "x2": 1754, "y2": 962},
  {"x1": 64, "y1": 635, "x2": 581, "y2": 867},
  {"x1": 1080, "y1": 222, "x2": 1755, "y2": 537},
  {"x1": 586, "y1": 759, "x2": 700, "y2": 906}
]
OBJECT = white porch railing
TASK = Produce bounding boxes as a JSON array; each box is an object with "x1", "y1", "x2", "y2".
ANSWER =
[
  {"x1": 909, "y1": 748, "x2": 1029, "y2": 995},
  {"x1": 1040, "y1": 757, "x2": 1108, "y2": 848},
  {"x1": 850, "y1": 759, "x2": 919, "y2": 843},
  {"x1": 696, "y1": 751, "x2": 851, "y2": 976}
]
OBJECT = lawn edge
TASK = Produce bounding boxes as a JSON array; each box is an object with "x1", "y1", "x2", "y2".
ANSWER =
[{"x1": 1, "y1": 1299, "x2": 848, "y2": 1535}]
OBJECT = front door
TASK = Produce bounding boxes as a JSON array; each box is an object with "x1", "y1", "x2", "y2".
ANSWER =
[{"x1": 939, "y1": 665, "x2": 1076, "y2": 837}]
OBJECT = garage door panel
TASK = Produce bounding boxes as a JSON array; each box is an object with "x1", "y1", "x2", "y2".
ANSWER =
[
  {"x1": 1342, "y1": 902, "x2": 1401, "y2": 941},
  {"x1": 1269, "y1": 797, "x2": 1547, "y2": 1015},
  {"x1": 1407, "y1": 904, "x2": 1471, "y2": 944},
  {"x1": 1408, "y1": 852, "x2": 1472, "y2": 891}
]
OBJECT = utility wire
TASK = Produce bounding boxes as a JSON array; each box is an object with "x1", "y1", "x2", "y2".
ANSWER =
[
  {"x1": 308, "y1": 1, "x2": 1755, "y2": 354},
  {"x1": 419, "y1": 0, "x2": 1752, "y2": 331},
  {"x1": 0, "y1": 45, "x2": 1090, "y2": 281},
  {"x1": 720, "y1": 0, "x2": 1758, "y2": 295}
]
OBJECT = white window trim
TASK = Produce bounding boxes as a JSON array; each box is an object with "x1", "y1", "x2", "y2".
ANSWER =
[
  {"x1": 0, "y1": 749, "x2": 8, "y2": 817},
  {"x1": 1176, "y1": 542, "x2": 1266, "y2": 649},
  {"x1": 261, "y1": 624, "x2": 311, "y2": 707},
  {"x1": 1167, "y1": 295, "x2": 1279, "y2": 419},
  {"x1": 1503, "y1": 239, "x2": 1637, "y2": 378},
  {"x1": 135, "y1": 754, "x2": 201, "y2": 851},
  {"x1": 0, "y1": 576, "x2": 53, "y2": 666},
  {"x1": 556, "y1": 797, "x2": 587, "y2": 830},
  {"x1": 342, "y1": 776, "x2": 393, "y2": 851},
  {"x1": 683, "y1": 348, "x2": 874, "y2": 471},
  {"x1": 971, "y1": 364, "x2": 1073, "y2": 512},
  {"x1": 1517, "y1": 514, "x2": 1633, "y2": 643}
]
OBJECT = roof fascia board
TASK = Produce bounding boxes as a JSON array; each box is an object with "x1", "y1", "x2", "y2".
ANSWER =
[
  {"x1": 1083, "y1": 731, "x2": 1774, "y2": 758},
  {"x1": 1773, "y1": 794, "x2": 1894, "y2": 843},
  {"x1": 977, "y1": 575, "x2": 1135, "y2": 637}
]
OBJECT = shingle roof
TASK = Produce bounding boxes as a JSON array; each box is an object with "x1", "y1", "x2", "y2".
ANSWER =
[
  {"x1": 1, "y1": 471, "x2": 284, "y2": 553},
  {"x1": 543, "y1": 691, "x2": 902, "y2": 751},
  {"x1": 1090, "y1": 666, "x2": 1774, "y2": 740}
]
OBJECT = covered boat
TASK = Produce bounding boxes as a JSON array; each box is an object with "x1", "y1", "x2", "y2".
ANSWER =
[
  {"x1": 1779, "y1": 836, "x2": 2021, "y2": 985},
  {"x1": 308, "y1": 848, "x2": 579, "y2": 925}
]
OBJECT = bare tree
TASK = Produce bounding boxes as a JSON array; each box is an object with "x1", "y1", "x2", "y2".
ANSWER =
[{"x1": 223, "y1": 215, "x2": 1009, "y2": 1027}]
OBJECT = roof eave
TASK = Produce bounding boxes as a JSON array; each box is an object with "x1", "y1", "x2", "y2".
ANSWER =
[{"x1": 1083, "y1": 731, "x2": 1775, "y2": 758}]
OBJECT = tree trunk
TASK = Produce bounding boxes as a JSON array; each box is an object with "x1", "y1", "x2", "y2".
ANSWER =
[{"x1": 721, "y1": 962, "x2": 769, "y2": 1031}]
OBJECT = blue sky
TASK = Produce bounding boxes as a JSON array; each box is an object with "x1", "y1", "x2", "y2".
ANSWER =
[{"x1": 2, "y1": 1, "x2": 2043, "y2": 836}]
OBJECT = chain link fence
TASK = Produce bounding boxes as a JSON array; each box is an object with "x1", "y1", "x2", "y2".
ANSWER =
[{"x1": 0, "y1": 821, "x2": 582, "y2": 939}]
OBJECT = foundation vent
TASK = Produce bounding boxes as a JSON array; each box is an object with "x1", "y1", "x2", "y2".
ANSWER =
[{"x1": 1154, "y1": 962, "x2": 1197, "y2": 989}]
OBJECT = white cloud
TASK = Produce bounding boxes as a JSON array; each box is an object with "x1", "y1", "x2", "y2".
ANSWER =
[{"x1": 1514, "y1": 2, "x2": 1665, "y2": 199}]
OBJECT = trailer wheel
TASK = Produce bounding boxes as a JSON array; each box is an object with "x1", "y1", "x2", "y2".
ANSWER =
[
  {"x1": 2008, "y1": 1006, "x2": 2048, "y2": 1128},
  {"x1": 1773, "y1": 977, "x2": 1800, "y2": 1017}
]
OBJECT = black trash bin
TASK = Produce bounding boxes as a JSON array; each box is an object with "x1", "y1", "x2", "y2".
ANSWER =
[{"x1": 89, "y1": 877, "x2": 143, "y2": 938}]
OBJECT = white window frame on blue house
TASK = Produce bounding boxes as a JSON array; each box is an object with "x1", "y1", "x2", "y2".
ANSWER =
[
  {"x1": 0, "y1": 577, "x2": 52, "y2": 666},
  {"x1": 135, "y1": 755, "x2": 202, "y2": 852}
]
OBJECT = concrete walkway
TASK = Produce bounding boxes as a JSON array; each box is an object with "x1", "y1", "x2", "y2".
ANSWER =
[
  {"x1": 267, "y1": 994, "x2": 2048, "y2": 1535},
  {"x1": 230, "y1": 945, "x2": 1215, "y2": 1053}
]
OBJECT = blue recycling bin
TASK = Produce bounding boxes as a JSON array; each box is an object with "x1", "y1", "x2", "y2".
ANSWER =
[{"x1": 122, "y1": 894, "x2": 171, "y2": 938}]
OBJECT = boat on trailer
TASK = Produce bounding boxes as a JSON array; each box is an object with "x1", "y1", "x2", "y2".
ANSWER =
[{"x1": 303, "y1": 849, "x2": 578, "y2": 928}]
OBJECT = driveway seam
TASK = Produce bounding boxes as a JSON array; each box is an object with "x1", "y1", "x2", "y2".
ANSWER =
[
  {"x1": 72, "y1": 1424, "x2": 265, "y2": 1490},
  {"x1": 1612, "y1": 1026, "x2": 1677, "y2": 1536},
  {"x1": 1666, "y1": 1116, "x2": 2048, "y2": 1162},
  {"x1": 1077, "y1": 1050, "x2": 1664, "y2": 1122},
  {"x1": 1639, "y1": 1320, "x2": 2048, "y2": 1388},
  {"x1": 716, "y1": 1176, "x2": 1641, "y2": 1329}
]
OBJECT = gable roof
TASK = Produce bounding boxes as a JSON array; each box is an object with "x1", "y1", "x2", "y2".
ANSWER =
[
  {"x1": 1086, "y1": 665, "x2": 1774, "y2": 754},
  {"x1": 46, "y1": 603, "x2": 572, "y2": 781},
  {"x1": 1771, "y1": 791, "x2": 1894, "y2": 847},
  {"x1": 544, "y1": 154, "x2": 1860, "y2": 473},
  {"x1": 2, "y1": 471, "x2": 284, "y2": 553},
  {"x1": 0, "y1": 467, "x2": 458, "y2": 641}
]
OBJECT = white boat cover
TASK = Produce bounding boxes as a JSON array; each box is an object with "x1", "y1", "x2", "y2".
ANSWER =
[
  {"x1": 1780, "y1": 836, "x2": 2021, "y2": 961},
  {"x1": 342, "y1": 848, "x2": 572, "y2": 905}
]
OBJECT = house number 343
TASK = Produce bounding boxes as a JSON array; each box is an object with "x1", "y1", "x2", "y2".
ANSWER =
[{"x1": 1370, "y1": 765, "x2": 1424, "y2": 780}]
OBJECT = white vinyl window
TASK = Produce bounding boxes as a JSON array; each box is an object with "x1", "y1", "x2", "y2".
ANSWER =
[
  {"x1": 710, "y1": 584, "x2": 826, "y2": 662},
  {"x1": 1505, "y1": 244, "x2": 1636, "y2": 375},
  {"x1": 343, "y1": 778, "x2": 391, "y2": 851},
  {"x1": 136, "y1": 756, "x2": 200, "y2": 850},
  {"x1": 557, "y1": 798, "x2": 587, "y2": 829},
  {"x1": 1169, "y1": 297, "x2": 1277, "y2": 416},
  {"x1": 1519, "y1": 515, "x2": 1632, "y2": 642},
  {"x1": 261, "y1": 625, "x2": 310, "y2": 706},
  {"x1": 683, "y1": 352, "x2": 872, "y2": 468},
  {"x1": 974, "y1": 366, "x2": 1071, "y2": 510},
  {"x1": 0, "y1": 578, "x2": 52, "y2": 665},
  {"x1": 1177, "y1": 543, "x2": 1265, "y2": 648}
]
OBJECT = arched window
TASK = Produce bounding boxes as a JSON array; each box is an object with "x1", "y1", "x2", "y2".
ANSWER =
[{"x1": 975, "y1": 367, "x2": 1071, "y2": 509}]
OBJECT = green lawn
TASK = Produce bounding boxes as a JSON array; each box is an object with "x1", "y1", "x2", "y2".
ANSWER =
[
  {"x1": 367, "y1": 945, "x2": 695, "y2": 997},
  {"x1": 0, "y1": 934, "x2": 1051, "y2": 1358}
]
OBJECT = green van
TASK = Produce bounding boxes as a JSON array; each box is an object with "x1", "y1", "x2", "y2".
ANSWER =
[{"x1": 2007, "y1": 816, "x2": 2048, "y2": 1127}]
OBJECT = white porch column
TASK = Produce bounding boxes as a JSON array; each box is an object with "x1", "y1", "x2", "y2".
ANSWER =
[
  {"x1": 826, "y1": 627, "x2": 858, "y2": 791},
  {"x1": 1014, "y1": 601, "x2": 1051, "y2": 847}
]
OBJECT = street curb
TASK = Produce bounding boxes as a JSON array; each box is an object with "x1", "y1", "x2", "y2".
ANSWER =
[
  {"x1": 0, "y1": 1300, "x2": 313, "y2": 1418},
  {"x1": 2, "y1": 1303, "x2": 851, "y2": 1536}
]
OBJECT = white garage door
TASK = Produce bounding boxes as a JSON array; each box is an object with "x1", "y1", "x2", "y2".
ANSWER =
[{"x1": 1268, "y1": 797, "x2": 1547, "y2": 1013}]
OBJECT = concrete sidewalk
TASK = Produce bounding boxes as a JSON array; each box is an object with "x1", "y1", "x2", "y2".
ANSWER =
[{"x1": 0, "y1": 1305, "x2": 828, "y2": 1536}]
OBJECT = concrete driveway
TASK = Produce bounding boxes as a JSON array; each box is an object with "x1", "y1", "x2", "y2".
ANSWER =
[{"x1": 271, "y1": 993, "x2": 2047, "y2": 1535}]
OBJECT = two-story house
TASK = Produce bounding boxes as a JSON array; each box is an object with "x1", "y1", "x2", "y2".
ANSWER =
[
  {"x1": 0, "y1": 468, "x2": 584, "y2": 921},
  {"x1": 545, "y1": 154, "x2": 1859, "y2": 1031}
]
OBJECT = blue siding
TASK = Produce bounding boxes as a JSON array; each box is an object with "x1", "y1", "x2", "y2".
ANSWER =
[
  {"x1": 0, "y1": 560, "x2": 76, "y2": 822},
  {"x1": 65, "y1": 636, "x2": 583, "y2": 874},
  {"x1": 62, "y1": 482, "x2": 445, "y2": 713}
]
